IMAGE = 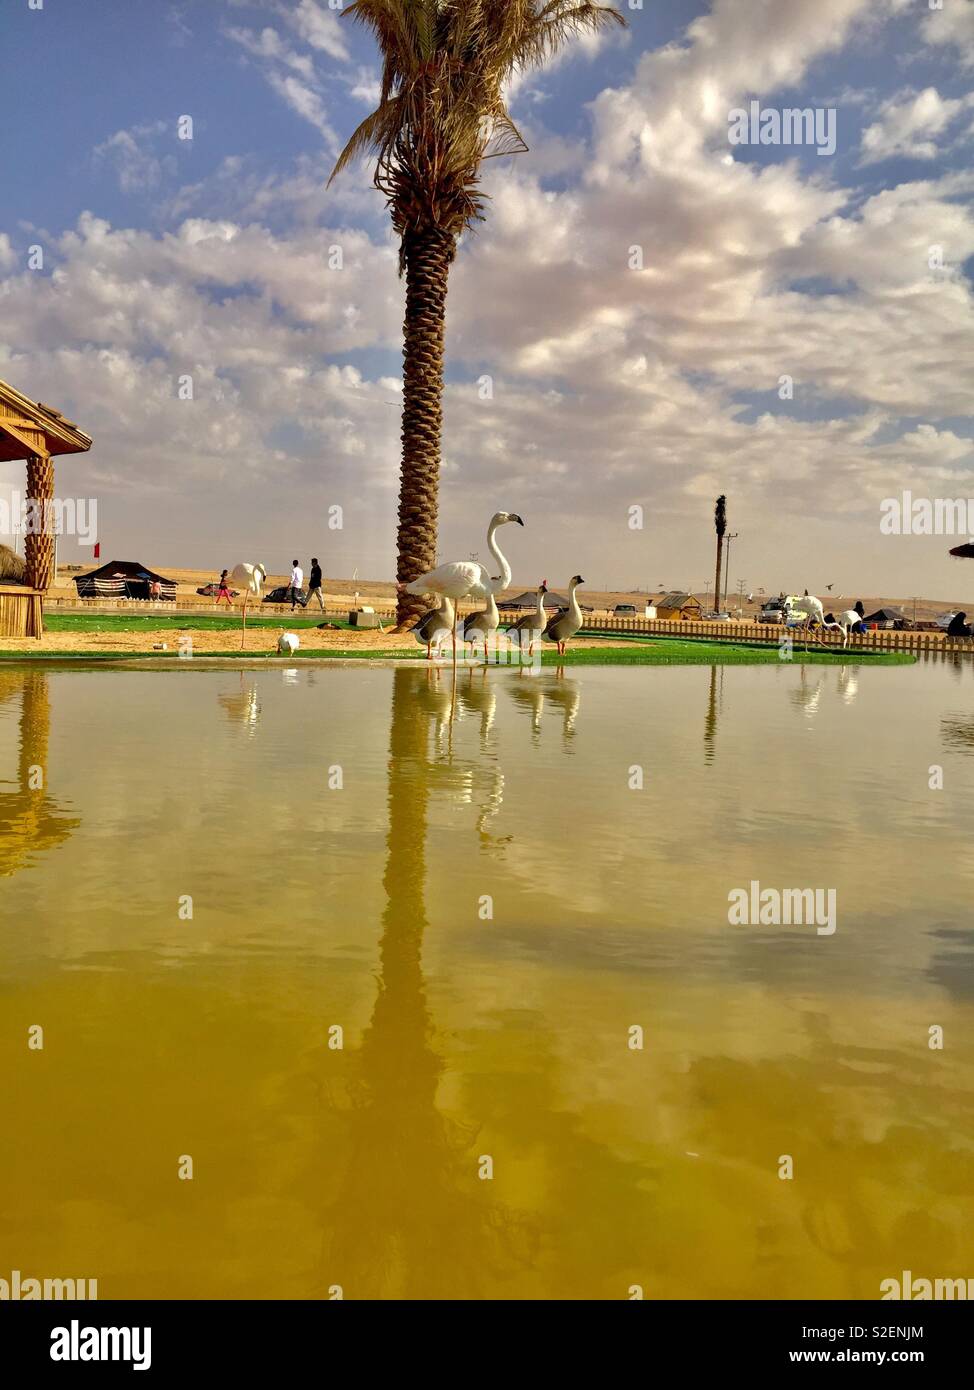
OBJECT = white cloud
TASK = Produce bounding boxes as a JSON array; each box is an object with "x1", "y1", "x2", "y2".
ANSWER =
[
  {"x1": 92, "y1": 122, "x2": 177, "y2": 194},
  {"x1": 922, "y1": 0, "x2": 974, "y2": 69},
  {"x1": 860, "y1": 86, "x2": 974, "y2": 164}
]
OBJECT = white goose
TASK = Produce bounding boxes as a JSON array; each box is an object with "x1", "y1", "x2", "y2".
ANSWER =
[
  {"x1": 507, "y1": 581, "x2": 548, "y2": 658},
  {"x1": 544, "y1": 575, "x2": 586, "y2": 657},
  {"x1": 462, "y1": 590, "x2": 500, "y2": 659},
  {"x1": 413, "y1": 596, "x2": 455, "y2": 660},
  {"x1": 405, "y1": 511, "x2": 523, "y2": 671}
]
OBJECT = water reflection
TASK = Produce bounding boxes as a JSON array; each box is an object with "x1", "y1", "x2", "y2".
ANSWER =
[
  {"x1": 217, "y1": 674, "x2": 262, "y2": 733},
  {"x1": 318, "y1": 668, "x2": 533, "y2": 1297},
  {"x1": 0, "y1": 672, "x2": 79, "y2": 878},
  {"x1": 506, "y1": 668, "x2": 582, "y2": 746}
]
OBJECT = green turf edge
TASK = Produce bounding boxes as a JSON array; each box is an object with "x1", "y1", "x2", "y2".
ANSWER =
[{"x1": 0, "y1": 644, "x2": 916, "y2": 666}]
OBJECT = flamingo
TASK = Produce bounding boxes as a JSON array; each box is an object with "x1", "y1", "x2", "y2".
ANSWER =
[
  {"x1": 405, "y1": 512, "x2": 523, "y2": 673},
  {"x1": 544, "y1": 576, "x2": 586, "y2": 657},
  {"x1": 230, "y1": 563, "x2": 267, "y2": 649}
]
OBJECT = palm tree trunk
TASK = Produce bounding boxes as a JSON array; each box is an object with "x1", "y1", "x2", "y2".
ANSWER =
[
  {"x1": 395, "y1": 226, "x2": 454, "y2": 630},
  {"x1": 714, "y1": 537, "x2": 723, "y2": 614}
]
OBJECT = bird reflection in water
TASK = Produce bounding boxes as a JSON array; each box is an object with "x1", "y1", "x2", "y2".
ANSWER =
[
  {"x1": 0, "y1": 672, "x2": 79, "y2": 879},
  {"x1": 507, "y1": 669, "x2": 581, "y2": 747},
  {"x1": 217, "y1": 673, "x2": 262, "y2": 733},
  {"x1": 316, "y1": 667, "x2": 535, "y2": 1298}
]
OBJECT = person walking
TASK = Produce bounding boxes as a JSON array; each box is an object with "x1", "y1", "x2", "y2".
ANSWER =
[
  {"x1": 306, "y1": 556, "x2": 325, "y2": 612},
  {"x1": 216, "y1": 569, "x2": 233, "y2": 608},
  {"x1": 289, "y1": 559, "x2": 304, "y2": 611}
]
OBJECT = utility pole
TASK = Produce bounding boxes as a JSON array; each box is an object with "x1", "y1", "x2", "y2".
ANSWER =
[{"x1": 724, "y1": 533, "x2": 738, "y2": 612}]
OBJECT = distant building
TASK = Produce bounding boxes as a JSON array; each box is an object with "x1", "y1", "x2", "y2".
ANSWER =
[{"x1": 656, "y1": 592, "x2": 703, "y2": 620}]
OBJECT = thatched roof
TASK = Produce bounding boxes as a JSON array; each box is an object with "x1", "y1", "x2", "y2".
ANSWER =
[{"x1": 0, "y1": 377, "x2": 92, "y2": 462}]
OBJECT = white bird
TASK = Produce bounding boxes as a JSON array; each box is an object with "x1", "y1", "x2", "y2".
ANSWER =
[
  {"x1": 406, "y1": 511, "x2": 523, "y2": 672},
  {"x1": 277, "y1": 632, "x2": 300, "y2": 656},
  {"x1": 833, "y1": 609, "x2": 862, "y2": 649},
  {"x1": 544, "y1": 575, "x2": 586, "y2": 657},
  {"x1": 506, "y1": 581, "x2": 548, "y2": 659},
  {"x1": 230, "y1": 562, "x2": 267, "y2": 649},
  {"x1": 413, "y1": 596, "x2": 455, "y2": 660}
]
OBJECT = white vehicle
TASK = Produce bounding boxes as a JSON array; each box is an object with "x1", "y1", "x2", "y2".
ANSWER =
[
  {"x1": 757, "y1": 597, "x2": 788, "y2": 623},
  {"x1": 937, "y1": 611, "x2": 959, "y2": 631}
]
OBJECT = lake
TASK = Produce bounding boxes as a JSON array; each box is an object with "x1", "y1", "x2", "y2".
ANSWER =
[{"x1": 2, "y1": 659, "x2": 972, "y2": 1299}]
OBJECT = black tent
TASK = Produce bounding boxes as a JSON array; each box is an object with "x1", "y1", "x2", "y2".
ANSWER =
[
  {"x1": 497, "y1": 589, "x2": 592, "y2": 612},
  {"x1": 864, "y1": 606, "x2": 908, "y2": 629},
  {"x1": 74, "y1": 560, "x2": 176, "y2": 601}
]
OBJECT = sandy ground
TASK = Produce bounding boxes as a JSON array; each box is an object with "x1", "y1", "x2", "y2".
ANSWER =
[{"x1": 0, "y1": 626, "x2": 643, "y2": 656}]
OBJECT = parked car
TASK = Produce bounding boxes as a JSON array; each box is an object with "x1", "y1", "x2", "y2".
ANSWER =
[
  {"x1": 262, "y1": 585, "x2": 308, "y2": 606},
  {"x1": 936, "y1": 611, "x2": 959, "y2": 631},
  {"x1": 757, "y1": 598, "x2": 788, "y2": 623},
  {"x1": 701, "y1": 610, "x2": 732, "y2": 621},
  {"x1": 197, "y1": 582, "x2": 239, "y2": 598},
  {"x1": 614, "y1": 603, "x2": 638, "y2": 615}
]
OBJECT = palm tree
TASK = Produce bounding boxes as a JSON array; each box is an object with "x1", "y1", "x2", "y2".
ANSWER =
[
  {"x1": 330, "y1": 1, "x2": 626, "y2": 628},
  {"x1": 713, "y1": 494, "x2": 726, "y2": 614}
]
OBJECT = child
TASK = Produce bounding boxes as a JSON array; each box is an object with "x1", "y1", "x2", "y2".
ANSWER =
[{"x1": 216, "y1": 569, "x2": 233, "y2": 607}]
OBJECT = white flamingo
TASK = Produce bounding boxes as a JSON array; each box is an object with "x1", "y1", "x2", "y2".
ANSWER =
[
  {"x1": 230, "y1": 562, "x2": 267, "y2": 649},
  {"x1": 405, "y1": 511, "x2": 523, "y2": 672}
]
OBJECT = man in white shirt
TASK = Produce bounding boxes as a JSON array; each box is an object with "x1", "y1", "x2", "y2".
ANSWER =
[{"x1": 289, "y1": 559, "x2": 304, "y2": 610}]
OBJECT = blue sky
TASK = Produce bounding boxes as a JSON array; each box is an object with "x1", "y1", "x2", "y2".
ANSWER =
[{"x1": 2, "y1": 0, "x2": 973, "y2": 597}]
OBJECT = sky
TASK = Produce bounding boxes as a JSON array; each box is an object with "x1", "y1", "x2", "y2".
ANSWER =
[{"x1": 1, "y1": 0, "x2": 973, "y2": 598}]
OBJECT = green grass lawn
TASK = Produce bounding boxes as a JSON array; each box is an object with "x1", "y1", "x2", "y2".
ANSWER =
[
  {"x1": 42, "y1": 611, "x2": 355, "y2": 633},
  {"x1": 3, "y1": 614, "x2": 915, "y2": 667}
]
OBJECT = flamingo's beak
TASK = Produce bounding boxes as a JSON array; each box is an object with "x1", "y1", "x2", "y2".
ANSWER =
[{"x1": 513, "y1": 515, "x2": 524, "y2": 526}]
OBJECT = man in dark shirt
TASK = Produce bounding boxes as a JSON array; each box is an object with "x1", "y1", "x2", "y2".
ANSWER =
[
  {"x1": 946, "y1": 611, "x2": 971, "y2": 638},
  {"x1": 307, "y1": 557, "x2": 325, "y2": 612}
]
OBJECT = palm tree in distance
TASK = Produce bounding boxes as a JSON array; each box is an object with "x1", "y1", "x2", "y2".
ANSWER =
[
  {"x1": 713, "y1": 494, "x2": 727, "y2": 615},
  {"x1": 329, "y1": 1, "x2": 626, "y2": 628}
]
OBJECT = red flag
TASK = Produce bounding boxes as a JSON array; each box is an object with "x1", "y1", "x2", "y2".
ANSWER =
[{"x1": 94, "y1": 542, "x2": 100, "y2": 559}]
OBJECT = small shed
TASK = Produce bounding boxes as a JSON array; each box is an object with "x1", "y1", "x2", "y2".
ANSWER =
[
  {"x1": 0, "y1": 377, "x2": 92, "y2": 638},
  {"x1": 656, "y1": 592, "x2": 703, "y2": 620},
  {"x1": 74, "y1": 560, "x2": 176, "y2": 601}
]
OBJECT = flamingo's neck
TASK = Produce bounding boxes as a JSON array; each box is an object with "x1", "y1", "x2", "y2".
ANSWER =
[
  {"x1": 536, "y1": 587, "x2": 546, "y2": 619},
  {"x1": 568, "y1": 582, "x2": 582, "y2": 621},
  {"x1": 486, "y1": 522, "x2": 512, "y2": 594}
]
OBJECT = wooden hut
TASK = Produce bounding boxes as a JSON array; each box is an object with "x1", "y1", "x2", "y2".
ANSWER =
[
  {"x1": 0, "y1": 377, "x2": 92, "y2": 638},
  {"x1": 656, "y1": 591, "x2": 703, "y2": 621}
]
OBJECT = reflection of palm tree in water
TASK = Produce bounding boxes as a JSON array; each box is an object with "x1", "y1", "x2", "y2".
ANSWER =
[
  {"x1": 703, "y1": 665, "x2": 719, "y2": 763},
  {"x1": 318, "y1": 668, "x2": 532, "y2": 1298},
  {"x1": 0, "y1": 672, "x2": 79, "y2": 878}
]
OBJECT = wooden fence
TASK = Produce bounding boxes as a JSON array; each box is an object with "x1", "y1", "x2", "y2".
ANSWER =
[
  {"x1": 36, "y1": 597, "x2": 974, "y2": 656},
  {"x1": 575, "y1": 614, "x2": 974, "y2": 656}
]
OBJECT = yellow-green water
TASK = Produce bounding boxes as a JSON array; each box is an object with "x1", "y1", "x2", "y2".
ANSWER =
[{"x1": 1, "y1": 661, "x2": 973, "y2": 1299}]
